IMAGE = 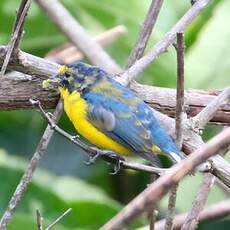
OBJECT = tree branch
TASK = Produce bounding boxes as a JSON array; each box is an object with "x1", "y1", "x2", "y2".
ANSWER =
[
  {"x1": 119, "y1": 0, "x2": 209, "y2": 85},
  {"x1": 164, "y1": 32, "x2": 185, "y2": 230},
  {"x1": 126, "y1": 0, "x2": 164, "y2": 68},
  {"x1": 45, "y1": 208, "x2": 72, "y2": 230},
  {"x1": 181, "y1": 172, "x2": 215, "y2": 230},
  {"x1": 35, "y1": 0, "x2": 121, "y2": 74},
  {"x1": 0, "y1": 99, "x2": 63, "y2": 229},
  {"x1": 0, "y1": 71, "x2": 229, "y2": 124},
  {"x1": 46, "y1": 25, "x2": 127, "y2": 64},
  {"x1": 190, "y1": 87, "x2": 230, "y2": 132},
  {"x1": 0, "y1": 0, "x2": 31, "y2": 77},
  {"x1": 100, "y1": 127, "x2": 230, "y2": 230}
]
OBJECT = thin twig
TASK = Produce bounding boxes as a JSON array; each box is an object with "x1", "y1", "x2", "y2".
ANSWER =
[
  {"x1": 100, "y1": 127, "x2": 230, "y2": 230},
  {"x1": 181, "y1": 173, "x2": 215, "y2": 230},
  {"x1": 35, "y1": 0, "x2": 120, "y2": 74},
  {"x1": 126, "y1": 0, "x2": 164, "y2": 68},
  {"x1": 164, "y1": 183, "x2": 178, "y2": 230},
  {"x1": 0, "y1": 0, "x2": 31, "y2": 77},
  {"x1": 164, "y1": 32, "x2": 185, "y2": 230},
  {"x1": 36, "y1": 209, "x2": 43, "y2": 230},
  {"x1": 154, "y1": 200, "x2": 230, "y2": 230},
  {"x1": 45, "y1": 208, "x2": 72, "y2": 230},
  {"x1": 191, "y1": 87, "x2": 230, "y2": 132},
  {"x1": 120, "y1": 0, "x2": 209, "y2": 85},
  {"x1": 30, "y1": 99, "x2": 167, "y2": 175},
  {"x1": 148, "y1": 174, "x2": 159, "y2": 230},
  {"x1": 0, "y1": 99, "x2": 63, "y2": 230},
  {"x1": 175, "y1": 33, "x2": 185, "y2": 148}
]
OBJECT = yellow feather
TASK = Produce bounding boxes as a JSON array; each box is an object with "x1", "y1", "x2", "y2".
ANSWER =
[{"x1": 59, "y1": 87, "x2": 133, "y2": 156}]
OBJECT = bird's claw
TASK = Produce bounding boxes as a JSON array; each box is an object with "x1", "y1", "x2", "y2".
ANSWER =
[
  {"x1": 71, "y1": 135, "x2": 80, "y2": 141},
  {"x1": 103, "y1": 150, "x2": 124, "y2": 175},
  {"x1": 84, "y1": 148, "x2": 124, "y2": 174},
  {"x1": 84, "y1": 152, "x2": 101, "y2": 165},
  {"x1": 109, "y1": 158, "x2": 122, "y2": 175}
]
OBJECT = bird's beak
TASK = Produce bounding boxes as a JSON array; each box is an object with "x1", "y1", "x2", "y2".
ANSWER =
[{"x1": 42, "y1": 74, "x2": 61, "y2": 89}]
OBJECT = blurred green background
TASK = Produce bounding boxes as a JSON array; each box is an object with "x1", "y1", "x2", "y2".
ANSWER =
[{"x1": 0, "y1": 0, "x2": 230, "y2": 229}]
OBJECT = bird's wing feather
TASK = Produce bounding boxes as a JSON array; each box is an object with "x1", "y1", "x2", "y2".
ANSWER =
[{"x1": 84, "y1": 92, "x2": 162, "y2": 166}]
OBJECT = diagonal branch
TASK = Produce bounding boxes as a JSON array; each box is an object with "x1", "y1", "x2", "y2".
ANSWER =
[
  {"x1": 100, "y1": 127, "x2": 230, "y2": 230},
  {"x1": 46, "y1": 25, "x2": 127, "y2": 64},
  {"x1": 191, "y1": 87, "x2": 230, "y2": 132},
  {"x1": 181, "y1": 173, "x2": 215, "y2": 230},
  {"x1": 0, "y1": 0, "x2": 31, "y2": 77},
  {"x1": 35, "y1": 0, "x2": 120, "y2": 74},
  {"x1": 0, "y1": 99, "x2": 63, "y2": 230},
  {"x1": 120, "y1": 0, "x2": 209, "y2": 85},
  {"x1": 126, "y1": 0, "x2": 164, "y2": 68},
  {"x1": 45, "y1": 208, "x2": 72, "y2": 230}
]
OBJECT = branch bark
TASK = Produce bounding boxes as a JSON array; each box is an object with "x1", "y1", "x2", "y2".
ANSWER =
[
  {"x1": 126, "y1": 0, "x2": 164, "y2": 68},
  {"x1": 181, "y1": 173, "x2": 215, "y2": 230},
  {"x1": 0, "y1": 68, "x2": 229, "y2": 124}
]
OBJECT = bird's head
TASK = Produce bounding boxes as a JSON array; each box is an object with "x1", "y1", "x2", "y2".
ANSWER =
[{"x1": 43, "y1": 62, "x2": 104, "y2": 94}]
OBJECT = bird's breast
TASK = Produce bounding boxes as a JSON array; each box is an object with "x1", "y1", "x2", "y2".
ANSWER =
[{"x1": 59, "y1": 87, "x2": 133, "y2": 156}]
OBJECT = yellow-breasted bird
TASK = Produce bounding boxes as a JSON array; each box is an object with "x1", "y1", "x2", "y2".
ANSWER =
[{"x1": 43, "y1": 62, "x2": 185, "y2": 167}]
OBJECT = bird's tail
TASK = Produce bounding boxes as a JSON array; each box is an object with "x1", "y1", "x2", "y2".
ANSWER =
[{"x1": 168, "y1": 150, "x2": 186, "y2": 163}]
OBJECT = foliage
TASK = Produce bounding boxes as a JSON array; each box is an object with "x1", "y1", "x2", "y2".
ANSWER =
[{"x1": 0, "y1": 0, "x2": 229, "y2": 229}]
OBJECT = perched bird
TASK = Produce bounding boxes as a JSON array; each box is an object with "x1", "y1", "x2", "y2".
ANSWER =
[{"x1": 43, "y1": 62, "x2": 185, "y2": 168}]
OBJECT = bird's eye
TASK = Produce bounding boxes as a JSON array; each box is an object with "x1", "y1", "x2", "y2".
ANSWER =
[{"x1": 65, "y1": 72, "x2": 71, "y2": 78}]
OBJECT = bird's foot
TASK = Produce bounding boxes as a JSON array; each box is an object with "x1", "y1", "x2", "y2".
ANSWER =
[
  {"x1": 71, "y1": 135, "x2": 80, "y2": 142},
  {"x1": 85, "y1": 148, "x2": 125, "y2": 174},
  {"x1": 84, "y1": 151, "x2": 101, "y2": 165},
  {"x1": 100, "y1": 149, "x2": 124, "y2": 175}
]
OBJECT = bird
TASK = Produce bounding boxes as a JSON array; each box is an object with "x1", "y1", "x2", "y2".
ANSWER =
[{"x1": 42, "y1": 62, "x2": 185, "y2": 168}]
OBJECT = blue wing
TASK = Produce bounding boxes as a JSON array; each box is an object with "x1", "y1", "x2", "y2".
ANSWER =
[{"x1": 83, "y1": 83, "x2": 184, "y2": 166}]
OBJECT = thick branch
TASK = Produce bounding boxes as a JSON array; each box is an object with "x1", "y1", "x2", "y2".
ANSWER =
[
  {"x1": 100, "y1": 127, "x2": 230, "y2": 230},
  {"x1": 0, "y1": 70, "x2": 229, "y2": 124}
]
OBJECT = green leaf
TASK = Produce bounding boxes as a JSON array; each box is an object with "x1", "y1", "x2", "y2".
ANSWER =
[
  {"x1": 0, "y1": 152, "x2": 121, "y2": 229},
  {"x1": 186, "y1": 0, "x2": 230, "y2": 89}
]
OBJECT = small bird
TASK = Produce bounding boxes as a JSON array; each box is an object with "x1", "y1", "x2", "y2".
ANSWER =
[{"x1": 43, "y1": 62, "x2": 185, "y2": 168}]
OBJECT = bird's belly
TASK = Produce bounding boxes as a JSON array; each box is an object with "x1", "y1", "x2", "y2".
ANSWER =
[{"x1": 61, "y1": 89, "x2": 133, "y2": 156}]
